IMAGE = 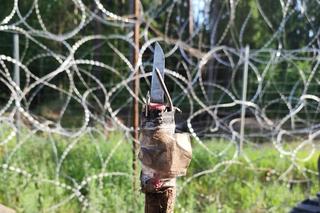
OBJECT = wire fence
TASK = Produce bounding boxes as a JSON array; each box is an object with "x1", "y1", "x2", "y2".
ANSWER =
[{"x1": 0, "y1": 0, "x2": 320, "y2": 212}]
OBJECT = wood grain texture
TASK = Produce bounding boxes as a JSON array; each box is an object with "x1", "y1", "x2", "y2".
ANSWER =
[{"x1": 145, "y1": 187, "x2": 176, "y2": 213}]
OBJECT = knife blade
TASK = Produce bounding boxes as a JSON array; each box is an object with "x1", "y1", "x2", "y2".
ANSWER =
[{"x1": 150, "y1": 42, "x2": 165, "y2": 103}]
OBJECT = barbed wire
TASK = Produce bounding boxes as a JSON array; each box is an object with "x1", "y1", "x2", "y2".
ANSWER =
[{"x1": 0, "y1": 0, "x2": 319, "y2": 211}]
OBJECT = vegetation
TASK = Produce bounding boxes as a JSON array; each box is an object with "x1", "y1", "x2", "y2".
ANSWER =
[{"x1": 0, "y1": 128, "x2": 318, "y2": 212}]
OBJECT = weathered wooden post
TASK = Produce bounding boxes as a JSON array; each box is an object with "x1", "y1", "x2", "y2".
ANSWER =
[{"x1": 139, "y1": 43, "x2": 192, "y2": 212}]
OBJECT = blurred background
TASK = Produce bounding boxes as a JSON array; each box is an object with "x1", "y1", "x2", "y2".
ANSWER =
[{"x1": 0, "y1": 0, "x2": 320, "y2": 212}]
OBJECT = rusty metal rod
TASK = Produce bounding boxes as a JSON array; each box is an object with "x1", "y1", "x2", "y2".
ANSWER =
[{"x1": 132, "y1": 0, "x2": 140, "y2": 198}]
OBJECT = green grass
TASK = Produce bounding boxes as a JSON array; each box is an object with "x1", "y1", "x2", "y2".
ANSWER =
[
  {"x1": 0, "y1": 128, "x2": 319, "y2": 213},
  {"x1": 177, "y1": 140, "x2": 319, "y2": 213}
]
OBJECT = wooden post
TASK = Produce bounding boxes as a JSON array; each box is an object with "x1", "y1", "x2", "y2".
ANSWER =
[
  {"x1": 145, "y1": 188, "x2": 176, "y2": 213},
  {"x1": 140, "y1": 105, "x2": 177, "y2": 213},
  {"x1": 140, "y1": 105, "x2": 192, "y2": 213}
]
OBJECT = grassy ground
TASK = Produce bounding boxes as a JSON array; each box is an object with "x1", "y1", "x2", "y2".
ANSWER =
[{"x1": 0, "y1": 128, "x2": 319, "y2": 213}]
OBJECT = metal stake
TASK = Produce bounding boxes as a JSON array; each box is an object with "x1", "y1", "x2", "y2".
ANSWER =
[
  {"x1": 13, "y1": 33, "x2": 20, "y2": 143},
  {"x1": 239, "y1": 45, "x2": 249, "y2": 156}
]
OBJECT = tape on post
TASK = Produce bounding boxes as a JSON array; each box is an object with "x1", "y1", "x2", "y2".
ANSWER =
[{"x1": 139, "y1": 101, "x2": 192, "y2": 193}]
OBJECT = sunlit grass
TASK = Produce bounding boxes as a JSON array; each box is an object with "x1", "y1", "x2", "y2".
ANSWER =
[{"x1": 0, "y1": 127, "x2": 319, "y2": 213}]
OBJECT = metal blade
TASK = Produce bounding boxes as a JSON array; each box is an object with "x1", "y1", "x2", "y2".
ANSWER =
[{"x1": 151, "y1": 42, "x2": 165, "y2": 103}]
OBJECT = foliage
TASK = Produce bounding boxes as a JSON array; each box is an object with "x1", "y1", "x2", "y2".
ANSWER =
[{"x1": 0, "y1": 129, "x2": 318, "y2": 212}]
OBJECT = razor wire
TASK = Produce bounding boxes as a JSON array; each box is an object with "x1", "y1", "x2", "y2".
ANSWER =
[{"x1": 0, "y1": 0, "x2": 320, "y2": 211}]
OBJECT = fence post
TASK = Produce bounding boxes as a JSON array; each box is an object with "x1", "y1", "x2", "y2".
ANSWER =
[
  {"x1": 131, "y1": 0, "x2": 140, "y2": 201},
  {"x1": 13, "y1": 33, "x2": 20, "y2": 143},
  {"x1": 239, "y1": 45, "x2": 249, "y2": 156}
]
